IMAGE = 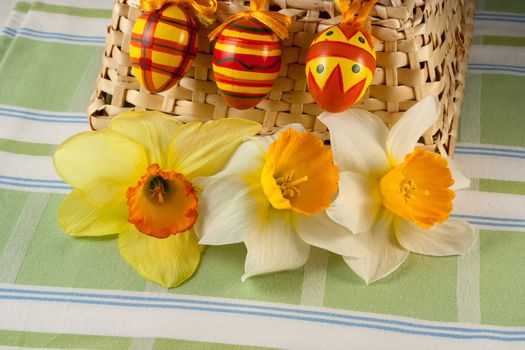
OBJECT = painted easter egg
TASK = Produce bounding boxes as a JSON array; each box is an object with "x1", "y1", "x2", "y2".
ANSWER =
[
  {"x1": 212, "y1": 18, "x2": 281, "y2": 110},
  {"x1": 305, "y1": 23, "x2": 376, "y2": 113},
  {"x1": 130, "y1": 5, "x2": 198, "y2": 93}
]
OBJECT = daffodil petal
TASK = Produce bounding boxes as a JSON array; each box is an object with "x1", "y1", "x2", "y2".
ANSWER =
[
  {"x1": 194, "y1": 140, "x2": 265, "y2": 189},
  {"x1": 196, "y1": 175, "x2": 266, "y2": 244},
  {"x1": 252, "y1": 123, "x2": 306, "y2": 150},
  {"x1": 327, "y1": 171, "x2": 381, "y2": 234},
  {"x1": 450, "y1": 160, "x2": 471, "y2": 191},
  {"x1": 386, "y1": 95, "x2": 440, "y2": 165},
  {"x1": 242, "y1": 210, "x2": 309, "y2": 281},
  {"x1": 395, "y1": 217, "x2": 476, "y2": 256},
  {"x1": 343, "y1": 209, "x2": 408, "y2": 284},
  {"x1": 118, "y1": 226, "x2": 203, "y2": 288},
  {"x1": 57, "y1": 189, "x2": 128, "y2": 237},
  {"x1": 296, "y1": 210, "x2": 369, "y2": 257},
  {"x1": 319, "y1": 109, "x2": 390, "y2": 178},
  {"x1": 169, "y1": 119, "x2": 261, "y2": 179},
  {"x1": 54, "y1": 129, "x2": 147, "y2": 192},
  {"x1": 110, "y1": 111, "x2": 182, "y2": 167}
]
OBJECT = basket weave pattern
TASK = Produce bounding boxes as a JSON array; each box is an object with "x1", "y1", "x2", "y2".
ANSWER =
[{"x1": 88, "y1": 0, "x2": 475, "y2": 156}]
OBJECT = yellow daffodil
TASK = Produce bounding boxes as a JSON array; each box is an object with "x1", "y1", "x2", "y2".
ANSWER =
[
  {"x1": 195, "y1": 126, "x2": 369, "y2": 280},
  {"x1": 53, "y1": 111, "x2": 261, "y2": 287},
  {"x1": 319, "y1": 95, "x2": 476, "y2": 284}
]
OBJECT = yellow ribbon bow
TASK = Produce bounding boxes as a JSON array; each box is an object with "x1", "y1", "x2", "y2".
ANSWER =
[
  {"x1": 208, "y1": 0, "x2": 292, "y2": 41},
  {"x1": 334, "y1": 0, "x2": 377, "y2": 27},
  {"x1": 139, "y1": 0, "x2": 218, "y2": 25}
]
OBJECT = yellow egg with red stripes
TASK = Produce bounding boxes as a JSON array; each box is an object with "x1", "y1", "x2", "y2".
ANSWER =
[
  {"x1": 130, "y1": 5, "x2": 198, "y2": 93},
  {"x1": 212, "y1": 18, "x2": 281, "y2": 110},
  {"x1": 306, "y1": 24, "x2": 376, "y2": 113}
]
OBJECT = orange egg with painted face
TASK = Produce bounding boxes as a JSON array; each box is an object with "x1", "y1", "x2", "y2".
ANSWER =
[{"x1": 306, "y1": 23, "x2": 376, "y2": 113}]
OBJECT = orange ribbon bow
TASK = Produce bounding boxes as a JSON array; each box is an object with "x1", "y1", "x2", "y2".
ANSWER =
[
  {"x1": 208, "y1": 0, "x2": 292, "y2": 41},
  {"x1": 334, "y1": 0, "x2": 378, "y2": 27}
]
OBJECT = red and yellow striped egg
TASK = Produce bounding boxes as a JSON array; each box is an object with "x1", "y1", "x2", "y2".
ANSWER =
[
  {"x1": 212, "y1": 18, "x2": 281, "y2": 110},
  {"x1": 130, "y1": 5, "x2": 198, "y2": 93},
  {"x1": 306, "y1": 24, "x2": 376, "y2": 113}
]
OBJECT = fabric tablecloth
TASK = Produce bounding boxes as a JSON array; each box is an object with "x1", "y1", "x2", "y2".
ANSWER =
[{"x1": 0, "y1": 0, "x2": 524, "y2": 349}]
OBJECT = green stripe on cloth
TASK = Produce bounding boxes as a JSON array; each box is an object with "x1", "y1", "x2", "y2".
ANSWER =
[
  {"x1": 154, "y1": 338, "x2": 274, "y2": 350},
  {"x1": 323, "y1": 253, "x2": 458, "y2": 322},
  {"x1": 0, "y1": 139, "x2": 55, "y2": 156},
  {"x1": 0, "y1": 38, "x2": 101, "y2": 110},
  {"x1": 480, "y1": 179, "x2": 525, "y2": 195},
  {"x1": 483, "y1": 1, "x2": 525, "y2": 13},
  {"x1": 169, "y1": 244, "x2": 304, "y2": 304},
  {"x1": 481, "y1": 75, "x2": 525, "y2": 147},
  {"x1": 14, "y1": 1, "x2": 111, "y2": 18},
  {"x1": 15, "y1": 194, "x2": 146, "y2": 291},
  {"x1": 479, "y1": 230, "x2": 525, "y2": 326},
  {"x1": 483, "y1": 36, "x2": 525, "y2": 46},
  {"x1": 0, "y1": 36, "x2": 13, "y2": 62},
  {"x1": 0, "y1": 329, "x2": 130, "y2": 349},
  {"x1": 14, "y1": 2, "x2": 31, "y2": 13}
]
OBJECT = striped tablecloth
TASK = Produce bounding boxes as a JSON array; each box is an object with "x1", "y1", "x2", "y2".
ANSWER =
[{"x1": 0, "y1": 1, "x2": 524, "y2": 349}]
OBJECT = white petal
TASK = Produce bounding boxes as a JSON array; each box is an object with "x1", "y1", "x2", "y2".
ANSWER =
[
  {"x1": 193, "y1": 140, "x2": 265, "y2": 189},
  {"x1": 296, "y1": 210, "x2": 369, "y2": 257},
  {"x1": 449, "y1": 160, "x2": 471, "y2": 191},
  {"x1": 395, "y1": 217, "x2": 476, "y2": 256},
  {"x1": 319, "y1": 109, "x2": 390, "y2": 178},
  {"x1": 326, "y1": 171, "x2": 381, "y2": 234},
  {"x1": 242, "y1": 210, "x2": 309, "y2": 281},
  {"x1": 344, "y1": 209, "x2": 409, "y2": 284},
  {"x1": 386, "y1": 95, "x2": 440, "y2": 164},
  {"x1": 252, "y1": 123, "x2": 306, "y2": 150},
  {"x1": 196, "y1": 176, "x2": 267, "y2": 245}
]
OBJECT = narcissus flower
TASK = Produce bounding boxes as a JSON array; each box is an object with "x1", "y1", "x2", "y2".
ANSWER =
[
  {"x1": 319, "y1": 95, "x2": 476, "y2": 284},
  {"x1": 54, "y1": 112, "x2": 260, "y2": 287},
  {"x1": 195, "y1": 126, "x2": 369, "y2": 280}
]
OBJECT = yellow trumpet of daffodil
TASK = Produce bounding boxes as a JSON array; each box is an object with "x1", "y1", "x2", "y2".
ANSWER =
[
  {"x1": 53, "y1": 112, "x2": 261, "y2": 288},
  {"x1": 319, "y1": 95, "x2": 476, "y2": 284}
]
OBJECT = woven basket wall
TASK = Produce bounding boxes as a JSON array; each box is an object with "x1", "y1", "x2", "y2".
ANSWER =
[{"x1": 88, "y1": 0, "x2": 475, "y2": 156}]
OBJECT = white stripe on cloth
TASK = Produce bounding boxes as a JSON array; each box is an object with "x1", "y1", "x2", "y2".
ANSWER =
[
  {"x1": 456, "y1": 76, "x2": 482, "y2": 324},
  {"x1": 300, "y1": 247, "x2": 328, "y2": 307},
  {"x1": 0, "y1": 284, "x2": 524, "y2": 350},
  {"x1": 474, "y1": 12, "x2": 525, "y2": 38},
  {"x1": 0, "y1": 113, "x2": 89, "y2": 146},
  {"x1": 454, "y1": 151, "x2": 525, "y2": 183},
  {"x1": 0, "y1": 151, "x2": 70, "y2": 193},
  {"x1": 453, "y1": 190, "x2": 525, "y2": 232},
  {"x1": 2, "y1": 9, "x2": 109, "y2": 46},
  {"x1": 468, "y1": 45, "x2": 525, "y2": 76}
]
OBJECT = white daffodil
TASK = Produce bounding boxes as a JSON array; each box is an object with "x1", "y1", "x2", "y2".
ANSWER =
[
  {"x1": 319, "y1": 95, "x2": 476, "y2": 284},
  {"x1": 195, "y1": 126, "x2": 369, "y2": 280}
]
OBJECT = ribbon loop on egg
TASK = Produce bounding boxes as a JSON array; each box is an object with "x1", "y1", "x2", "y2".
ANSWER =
[
  {"x1": 208, "y1": 0, "x2": 292, "y2": 41},
  {"x1": 334, "y1": 0, "x2": 378, "y2": 26}
]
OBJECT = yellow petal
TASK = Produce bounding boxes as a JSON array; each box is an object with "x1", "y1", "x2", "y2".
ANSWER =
[
  {"x1": 380, "y1": 148, "x2": 455, "y2": 229},
  {"x1": 58, "y1": 189, "x2": 128, "y2": 237},
  {"x1": 169, "y1": 119, "x2": 261, "y2": 179},
  {"x1": 118, "y1": 226, "x2": 203, "y2": 288},
  {"x1": 53, "y1": 129, "x2": 148, "y2": 194},
  {"x1": 261, "y1": 129, "x2": 339, "y2": 215},
  {"x1": 110, "y1": 111, "x2": 183, "y2": 168}
]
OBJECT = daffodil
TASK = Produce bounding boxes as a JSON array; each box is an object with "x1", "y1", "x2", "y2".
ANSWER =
[
  {"x1": 319, "y1": 95, "x2": 476, "y2": 284},
  {"x1": 54, "y1": 112, "x2": 261, "y2": 287},
  {"x1": 195, "y1": 126, "x2": 369, "y2": 280}
]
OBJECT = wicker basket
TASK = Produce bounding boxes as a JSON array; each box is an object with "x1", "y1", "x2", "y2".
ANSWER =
[{"x1": 88, "y1": 0, "x2": 475, "y2": 156}]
